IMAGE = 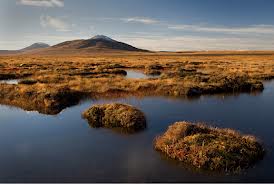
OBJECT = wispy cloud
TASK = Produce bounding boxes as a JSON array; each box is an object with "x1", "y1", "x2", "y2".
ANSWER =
[
  {"x1": 17, "y1": 0, "x2": 64, "y2": 7},
  {"x1": 121, "y1": 17, "x2": 159, "y2": 25},
  {"x1": 120, "y1": 16, "x2": 274, "y2": 35},
  {"x1": 168, "y1": 24, "x2": 274, "y2": 35},
  {"x1": 40, "y1": 15, "x2": 71, "y2": 32},
  {"x1": 118, "y1": 35, "x2": 274, "y2": 51}
]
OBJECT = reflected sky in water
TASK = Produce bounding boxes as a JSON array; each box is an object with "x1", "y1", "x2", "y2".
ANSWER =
[
  {"x1": 0, "y1": 79, "x2": 19, "y2": 84},
  {"x1": 0, "y1": 81, "x2": 274, "y2": 182},
  {"x1": 125, "y1": 70, "x2": 160, "y2": 79}
]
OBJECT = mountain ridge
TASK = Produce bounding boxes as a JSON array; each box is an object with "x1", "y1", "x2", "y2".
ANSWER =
[
  {"x1": 0, "y1": 42, "x2": 50, "y2": 55},
  {"x1": 0, "y1": 35, "x2": 149, "y2": 55},
  {"x1": 20, "y1": 43, "x2": 50, "y2": 51},
  {"x1": 50, "y1": 35, "x2": 148, "y2": 52}
]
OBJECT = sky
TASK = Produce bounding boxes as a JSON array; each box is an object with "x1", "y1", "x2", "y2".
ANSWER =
[{"x1": 1, "y1": 0, "x2": 274, "y2": 51}]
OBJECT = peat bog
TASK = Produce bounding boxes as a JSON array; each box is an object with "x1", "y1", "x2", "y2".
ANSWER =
[{"x1": 0, "y1": 52, "x2": 274, "y2": 182}]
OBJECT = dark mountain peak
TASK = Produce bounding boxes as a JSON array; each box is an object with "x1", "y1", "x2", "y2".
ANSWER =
[
  {"x1": 72, "y1": 35, "x2": 147, "y2": 52},
  {"x1": 33, "y1": 42, "x2": 50, "y2": 46},
  {"x1": 90, "y1": 35, "x2": 115, "y2": 42},
  {"x1": 36, "y1": 35, "x2": 149, "y2": 54}
]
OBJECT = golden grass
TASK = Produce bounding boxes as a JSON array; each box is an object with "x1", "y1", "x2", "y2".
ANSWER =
[
  {"x1": 154, "y1": 121, "x2": 265, "y2": 173},
  {"x1": 0, "y1": 84, "x2": 84, "y2": 114},
  {"x1": 0, "y1": 51, "x2": 273, "y2": 114},
  {"x1": 82, "y1": 103, "x2": 146, "y2": 131}
]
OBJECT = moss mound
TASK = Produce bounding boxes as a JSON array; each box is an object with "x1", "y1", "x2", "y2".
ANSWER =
[
  {"x1": 82, "y1": 103, "x2": 146, "y2": 131},
  {"x1": 111, "y1": 69, "x2": 127, "y2": 76},
  {"x1": 144, "y1": 69, "x2": 161, "y2": 76},
  {"x1": 146, "y1": 64, "x2": 163, "y2": 70},
  {"x1": 18, "y1": 79, "x2": 37, "y2": 85},
  {"x1": 154, "y1": 122, "x2": 264, "y2": 173}
]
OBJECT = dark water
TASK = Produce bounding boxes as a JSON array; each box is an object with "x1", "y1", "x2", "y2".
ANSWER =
[{"x1": 0, "y1": 81, "x2": 274, "y2": 182}]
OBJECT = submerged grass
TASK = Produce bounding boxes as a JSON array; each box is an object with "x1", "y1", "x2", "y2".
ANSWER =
[{"x1": 154, "y1": 121, "x2": 265, "y2": 173}]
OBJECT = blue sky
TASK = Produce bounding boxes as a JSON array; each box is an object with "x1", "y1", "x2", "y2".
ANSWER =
[{"x1": 1, "y1": 0, "x2": 274, "y2": 50}]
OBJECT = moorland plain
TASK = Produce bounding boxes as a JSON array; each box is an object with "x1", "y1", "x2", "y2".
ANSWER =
[{"x1": 0, "y1": 51, "x2": 274, "y2": 114}]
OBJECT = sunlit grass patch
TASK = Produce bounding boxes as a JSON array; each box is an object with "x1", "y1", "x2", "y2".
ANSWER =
[
  {"x1": 82, "y1": 103, "x2": 146, "y2": 132},
  {"x1": 154, "y1": 121, "x2": 265, "y2": 173}
]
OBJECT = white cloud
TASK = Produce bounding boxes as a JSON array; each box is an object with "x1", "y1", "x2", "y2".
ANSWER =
[
  {"x1": 118, "y1": 35, "x2": 274, "y2": 51},
  {"x1": 17, "y1": 0, "x2": 64, "y2": 7},
  {"x1": 168, "y1": 24, "x2": 274, "y2": 35},
  {"x1": 121, "y1": 17, "x2": 159, "y2": 25},
  {"x1": 120, "y1": 16, "x2": 274, "y2": 35},
  {"x1": 40, "y1": 15, "x2": 71, "y2": 32}
]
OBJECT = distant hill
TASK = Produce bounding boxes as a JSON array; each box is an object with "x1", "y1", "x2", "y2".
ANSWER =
[
  {"x1": 20, "y1": 43, "x2": 50, "y2": 51},
  {"x1": 0, "y1": 50, "x2": 20, "y2": 55},
  {"x1": 40, "y1": 35, "x2": 149, "y2": 54},
  {"x1": 0, "y1": 36, "x2": 148, "y2": 55},
  {"x1": 0, "y1": 42, "x2": 50, "y2": 55}
]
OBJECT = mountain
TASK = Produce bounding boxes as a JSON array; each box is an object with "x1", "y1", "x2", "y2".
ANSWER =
[
  {"x1": 91, "y1": 35, "x2": 114, "y2": 42},
  {"x1": 0, "y1": 35, "x2": 149, "y2": 55},
  {"x1": 49, "y1": 35, "x2": 148, "y2": 53},
  {"x1": 20, "y1": 43, "x2": 50, "y2": 51},
  {"x1": 0, "y1": 42, "x2": 50, "y2": 55},
  {"x1": 0, "y1": 50, "x2": 20, "y2": 55}
]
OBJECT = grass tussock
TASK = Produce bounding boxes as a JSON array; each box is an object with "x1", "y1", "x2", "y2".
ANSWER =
[
  {"x1": 144, "y1": 64, "x2": 163, "y2": 76},
  {"x1": 144, "y1": 69, "x2": 162, "y2": 76},
  {"x1": 82, "y1": 103, "x2": 146, "y2": 131},
  {"x1": 18, "y1": 79, "x2": 38, "y2": 85},
  {"x1": 0, "y1": 84, "x2": 84, "y2": 114},
  {"x1": 154, "y1": 121, "x2": 264, "y2": 173}
]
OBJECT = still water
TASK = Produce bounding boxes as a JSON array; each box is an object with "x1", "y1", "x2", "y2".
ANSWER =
[
  {"x1": 0, "y1": 79, "x2": 19, "y2": 84},
  {"x1": 0, "y1": 81, "x2": 274, "y2": 182},
  {"x1": 126, "y1": 70, "x2": 160, "y2": 79}
]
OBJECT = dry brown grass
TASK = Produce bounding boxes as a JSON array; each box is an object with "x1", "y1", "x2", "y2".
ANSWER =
[
  {"x1": 0, "y1": 84, "x2": 84, "y2": 114},
  {"x1": 82, "y1": 103, "x2": 146, "y2": 131},
  {"x1": 0, "y1": 51, "x2": 273, "y2": 114},
  {"x1": 154, "y1": 121, "x2": 265, "y2": 173}
]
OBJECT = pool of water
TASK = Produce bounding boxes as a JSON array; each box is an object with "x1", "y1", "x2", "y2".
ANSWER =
[
  {"x1": 0, "y1": 79, "x2": 19, "y2": 84},
  {"x1": 0, "y1": 81, "x2": 274, "y2": 182},
  {"x1": 126, "y1": 70, "x2": 160, "y2": 79}
]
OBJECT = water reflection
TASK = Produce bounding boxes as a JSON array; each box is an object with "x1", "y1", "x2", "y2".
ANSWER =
[
  {"x1": 0, "y1": 81, "x2": 273, "y2": 182},
  {"x1": 0, "y1": 79, "x2": 19, "y2": 84},
  {"x1": 125, "y1": 70, "x2": 160, "y2": 79}
]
